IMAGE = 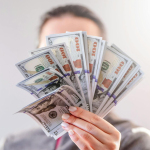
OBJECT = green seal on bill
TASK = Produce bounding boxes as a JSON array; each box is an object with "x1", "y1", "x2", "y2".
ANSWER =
[
  {"x1": 102, "y1": 61, "x2": 110, "y2": 71},
  {"x1": 35, "y1": 65, "x2": 45, "y2": 72},
  {"x1": 35, "y1": 78, "x2": 43, "y2": 83}
]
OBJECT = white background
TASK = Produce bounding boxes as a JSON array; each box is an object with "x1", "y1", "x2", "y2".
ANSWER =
[{"x1": 0, "y1": 0, "x2": 150, "y2": 138}]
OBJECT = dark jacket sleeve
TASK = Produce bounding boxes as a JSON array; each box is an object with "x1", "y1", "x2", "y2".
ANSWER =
[
  {"x1": 1, "y1": 113, "x2": 150, "y2": 150},
  {"x1": 0, "y1": 128, "x2": 56, "y2": 150},
  {"x1": 105, "y1": 113, "x2": 150, "y2": 150}
]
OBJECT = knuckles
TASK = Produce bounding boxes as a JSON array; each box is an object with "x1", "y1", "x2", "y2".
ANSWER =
[
  {"x1": 106, "y1": 131, "x2": 121, "y2": 150},
  {"x1": 107, "y1": 142, "x2": 118, "y2": 150},
  {"x1": 68, "y1": 116, "x2": 77, "y2": 124},
  {"x1": 116, "y1": 131, "x2": 121, "y2": 141},
  {"x1": 73, "y1": 107, "x2": 84, "y2": 117},
  {"x1": 81, "y1": 132, "x2": 91, "y2": 141},
  {"x1": 85, "y1": 123, "x2": 94, "y2": 131},
  {"x1": 112, "y1": 129, "x2": 121, "y2": 141},
  {"x1": 82, "y1": 145, "x2": 91, "y2": 150},
  {"x1": 72, "y1": 134, "x2": 79, "y2": 143},
  {"x1": 90, "y1": 114, "x2": 101, "y2": 123},
  {"x1": 93, "y1": 114, "x2": 101, "y2": 121}
]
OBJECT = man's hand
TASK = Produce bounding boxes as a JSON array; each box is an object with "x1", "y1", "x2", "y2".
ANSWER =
[{"x1": 61, "y1": 106, "x2": 121, "y2": 150}]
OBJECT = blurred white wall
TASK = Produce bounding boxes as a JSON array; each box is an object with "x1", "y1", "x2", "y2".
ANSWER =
[{"x1": 0, "y1": 0, "x2": 150, "y2": 138}]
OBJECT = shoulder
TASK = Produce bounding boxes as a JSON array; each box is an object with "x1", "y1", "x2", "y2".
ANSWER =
[
  {"x1": 105, "y1": 113, "x2": 150, "y2": 150},
  {"x1": 0, "y1": 128, "x2": 56, "y2": 150}
]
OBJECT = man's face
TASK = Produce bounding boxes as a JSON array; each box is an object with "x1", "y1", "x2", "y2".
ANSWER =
[
  {"x1": 31, "y1": 100, "x2": 51, "y2": 114},
  {"x1": 39, "y1": 14, "x2": 102, "y2": 48},
  {"x1": 48, "y1": 85, "x2": 58, "y2": 91}
]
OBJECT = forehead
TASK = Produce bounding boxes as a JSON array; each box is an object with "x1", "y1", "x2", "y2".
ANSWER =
[{"x1": 39, "y1": 14, "x2": 101, "y2": 47}]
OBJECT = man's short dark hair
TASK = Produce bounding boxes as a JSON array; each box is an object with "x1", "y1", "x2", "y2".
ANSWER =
[{"x1": 38, "y1": 4, "x2": 106, "y2": 45}]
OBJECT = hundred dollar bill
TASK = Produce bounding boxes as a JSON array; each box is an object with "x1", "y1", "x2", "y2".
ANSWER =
[
  {"x1": 54, "y1": 85, "x2": 75, "y2": 106},
  {"x1": 66, "y1": 31, "x2": 90, "y2": 74},
  {"x1": 51, "y1": 84, "x2": 89, "y2": 139},
  {"x1": 66, "y1": 31, "x2": 91, "y2": 104},
  {"x1": 99, "y1": 64, "x2": 139, "y2": 114},
  {"x1": 100, "y1": 69, "x2": 144, "y2": 118},
  {"x1": 92, "y1": 40, "x2": 106, "y2": 96},
  {"x1": 99, "y1": 45, "x2": 141, "y2": 114},
  {"x1": 17, "y1": 87, "x2": 70, "y2": 139},
  {"x1": 30, "y1": 43, "x2": 83, "y2": 99},
  {"x1": 17, "y1": 68, "x2": 73, "y2": 98},
  {"x1": 82, "y1": 32, "x2": 90, "y2": 74},
  {"x1": 87, "y1": 36, "x2": 102, "y2": 85},
  {"x1": 92, "y1": 46, "x2": 133, "y2": 114},
  {"x1": 46, "y1": 31, "x2": 91, "y2": 110},
  {"x1": 52, "y1": 84, "x2": 88, "y2": 139},
  {"x1": 54, "y1": 91, "x2": 74, "y2": 106},
  {"x1": 16, "y1": 46, "x2": 74, "y2": 87},
  {"x1": 82, "y1": 32, "x2": 91, "y2": 101},
  {"x1": 60, "y1": 85, "x2": 87, "y2": 110}
]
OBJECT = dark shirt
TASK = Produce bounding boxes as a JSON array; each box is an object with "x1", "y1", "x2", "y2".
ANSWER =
[{"x1": 1, "y1": 113, "x2": 150, "y2": 150}]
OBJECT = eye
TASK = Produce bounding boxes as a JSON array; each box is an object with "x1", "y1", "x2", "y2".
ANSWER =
[{"x1": 36, "y1": 106, "x2": 40, "y2": 110}]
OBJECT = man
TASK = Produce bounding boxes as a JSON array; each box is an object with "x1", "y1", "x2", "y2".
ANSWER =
[
  {"x1": 1, "y1": 5, "x2": 150, "y2": 150},
  {"x1": 30, "y1": 94, "x2": 67, "y2": 115}
]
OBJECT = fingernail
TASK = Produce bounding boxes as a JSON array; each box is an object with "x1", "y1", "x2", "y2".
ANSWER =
[
  {"x1": 69, "y1": 106, "x2": 77, "y2": 112},
  {"x1": 61, "y1": 122, "x2": 69, "y2": 127},
  {"x1": 68, "y1": 130, "x2": 74, "y2": 136},
  {"x1": 62, "y1": 114, "x2": 70, "y2": 119}
]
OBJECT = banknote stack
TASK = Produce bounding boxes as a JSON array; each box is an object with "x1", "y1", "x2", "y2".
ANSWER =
[{"x1": 16, "y1": 31, "x2": 143, "y2": 139}]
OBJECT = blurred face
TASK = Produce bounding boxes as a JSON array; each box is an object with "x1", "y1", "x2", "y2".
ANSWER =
[
  {"x1": 31, "y1": 100, "x2": 51, "y2": 114},
  {"x1": 39, "y1": 14, "x2": 102, "y2": 48}
]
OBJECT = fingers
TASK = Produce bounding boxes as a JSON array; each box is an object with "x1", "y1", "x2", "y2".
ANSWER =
[
  {"x1": 62, "y1": 113, "x2": 111, "y2": 144},
  {"x1": 62, "y1": 123, "x2": 103, "y2": 150},
  {"x1": 68, "y1": 106, "x2": 117, "y2": 134},
  {"x1": 67, "y1": 130, "x2": 92, "y2": 150},
  {"x1": 62, "y1": 122, "x2": 121, "y2": 150},
  {"x1": 61, "y1": 106, "x2": 121, "y2": 150}
]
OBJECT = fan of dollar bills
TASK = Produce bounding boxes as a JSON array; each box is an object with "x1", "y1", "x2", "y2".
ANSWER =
[{"x1": 16, "y1": 31, "x2": 143, "y2": 139}]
